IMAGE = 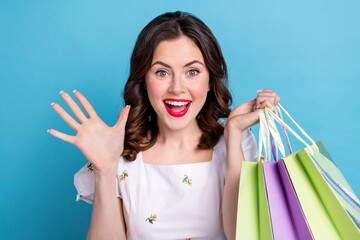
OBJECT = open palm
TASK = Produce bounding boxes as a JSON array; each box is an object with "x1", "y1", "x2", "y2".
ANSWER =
[{"x1": 48, "y1": 90, "x2": 130, "y2": 172}]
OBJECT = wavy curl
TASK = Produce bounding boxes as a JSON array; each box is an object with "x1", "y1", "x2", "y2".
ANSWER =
[{"x1": 121, "y1": 11, "x2": 233, "y2": 161}]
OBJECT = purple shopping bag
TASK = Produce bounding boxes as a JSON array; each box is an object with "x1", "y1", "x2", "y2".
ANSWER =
[
  {"x1": 262, "y1": 161, "x2": 312, "y2": 240},
  {"x1": 261, "y1": 107, "x2": 312, "y2": 240}
]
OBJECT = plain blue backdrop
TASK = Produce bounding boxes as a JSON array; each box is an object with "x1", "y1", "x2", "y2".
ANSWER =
[{"x1": 1, "y1": 0, "x2": 359, "y2": 239}]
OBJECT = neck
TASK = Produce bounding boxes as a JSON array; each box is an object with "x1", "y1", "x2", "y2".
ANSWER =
[{"x1": 155, "y1": 118, "x2": 202, "y2": 151}]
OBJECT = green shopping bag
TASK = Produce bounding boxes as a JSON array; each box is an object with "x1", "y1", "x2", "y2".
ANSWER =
[{"x1": 236, "y1": 160, "x2": 272, "y2": 239}]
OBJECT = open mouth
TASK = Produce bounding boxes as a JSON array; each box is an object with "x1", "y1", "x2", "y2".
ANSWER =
[{"x1": 164, "y1": 101, "x2": 191, "y2": 112}]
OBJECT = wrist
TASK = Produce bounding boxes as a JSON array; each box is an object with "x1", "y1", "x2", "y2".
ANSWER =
[
  {"x1": 224, "y1": 125, "x2": 243, "y2": 143},
  {"x1": 94, "y1": 160, "x2": 118, "y2": 179}
]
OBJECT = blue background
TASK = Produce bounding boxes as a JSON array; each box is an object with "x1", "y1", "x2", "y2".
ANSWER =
[{"x1": 1, "y1": 0, "x2": 359, "y2": 239}]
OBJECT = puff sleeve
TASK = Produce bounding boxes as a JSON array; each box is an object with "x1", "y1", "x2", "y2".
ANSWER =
[
  {"x1": 241, "y1": 128, "x2": 258, "y2": 162},
  {"x1": 74, "y1": 161, "x2": 122, "y2": 204}
]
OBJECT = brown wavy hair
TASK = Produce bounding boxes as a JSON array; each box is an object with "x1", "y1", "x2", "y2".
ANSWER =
[{"x1": 121, "y1": 11, "x2": 232, "y2": 161}]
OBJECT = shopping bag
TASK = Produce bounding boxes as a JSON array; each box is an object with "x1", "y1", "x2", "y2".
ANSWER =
[
  {"x1": 264, "y1": 103, "x2": 360, "y2": 239},
  {"x1": 315, "y1": 141, "x2": 360, "y2": 230},
  {"x1": 262, "y1": 160, "x2": 313, "y2": 240},
  {"x1": 235, "y1": 160, "x2": 272, "y2": 239},
  {"x1": 236, "y1": 106, "x2": 312, "y2": 240},
  {"x1": 236, "y1": 103, "x2": 360, "y2": 239}
]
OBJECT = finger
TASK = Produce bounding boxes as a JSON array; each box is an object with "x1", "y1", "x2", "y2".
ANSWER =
[
  {"x1": 256, "y1": 94, "x2": 278, "y2": 105},
  {"x1": 255, "y1": 90, "x2": 277, "y2": 108},
  {"x1": 258, "y1": 99, "x2": 276, "y2": 111},
  {"x1": 275, "y1": 95, "x2": 281, "y2": 104},
  {"x1": 229, "y1": 98, "x2": 257, "y2": 119},
  {"x1": 51, "y1": 102, "x2": 80, "y2": 133},
  {"x1": 47, "y1": 129, "x2": 76, "y2": 145},
  {"x1": 114, "y1": 105, "x2": 131, "y2": 130},
  {"x1": 258, "y1": 89, "x2": 274, "y2": 93},
  {"x1": 255, "y1": 98, "x2": 261, "y2": 108},
  {"x1": 73, "y1": 90, "x2": 98, "y2": 118},
  {"x1": 257, "y1": 91, "x2": 275, "y2": 96},
  {"x1": 257, "y1": 92, "x2": 277, "y2": 99},
  {"x1": 227, "y1": 110, "x2": 261, "y2": 131},
  {"x1": 253, "y1": 98, "x2": 261, "y2": 112},
  {"x1": 258, "y1": 90, "x2": 280, "y2": 104},
  {"x1": 256, "y1": 95, "x2": 273, "y2": 107},
  {"x1": 60, "y1": 91, "x2": 88, "y2": 123}
]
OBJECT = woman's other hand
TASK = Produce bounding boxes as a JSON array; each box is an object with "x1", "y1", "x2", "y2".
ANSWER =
[
  {"x1": 225, "y1": 89, "x2": 280, "y2": 133},
  {"x1": 48, "y1": 90, "x2": 130, "y2": 173}
]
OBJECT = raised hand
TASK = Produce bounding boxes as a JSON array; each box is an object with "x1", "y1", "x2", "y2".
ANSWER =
[
  {"x1": 225, "y1": 89, "x2": 280, "y2": 132},
  {"x1": 48, "y1": 90, "x2": 130, "y2": 173}
]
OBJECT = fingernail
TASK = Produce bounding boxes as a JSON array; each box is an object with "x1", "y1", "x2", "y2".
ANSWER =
[
  {"x1": 51, "y1": 102, "x2": 55, "y2": 106},
  {"x1": 60, "y1": 90, "x2": 64, "y2": 94},
  {"x1": 256, "y1": 104, "x2": 261, "y2": 109},
  {"x1": 73, "y1": 90, "x2": 77, "y2": 93},
  {"x1": 126, "y1": 105, "x2": 131, "y2": 109},
  {"x1": 257, "y1": 89, "x2": 263, "y2": 93},
  {"x1": 47, "y1": 129, "x2": 50, "y2": 133}
]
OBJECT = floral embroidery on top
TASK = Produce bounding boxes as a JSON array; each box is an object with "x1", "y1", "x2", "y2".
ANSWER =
[
  {"x1": 87, "y1": 162, "x2": 94, "y2": 173},
  {"x1": 182, "y1": 174, "x2": 192, "y2": 187},
  {"x1": 145, "y1": 214, "x2": 157, "y2": 224},
  {"x1": 119, "y1": 170, "x2": 128, "y2": 182}
]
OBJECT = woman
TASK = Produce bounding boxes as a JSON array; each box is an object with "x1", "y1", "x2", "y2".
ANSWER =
[{"x1": 49, "y1": 11, "x2": 280, "y2": 240}]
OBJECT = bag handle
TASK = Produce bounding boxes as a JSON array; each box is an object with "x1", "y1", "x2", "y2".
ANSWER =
[
  {"x1": 258, "y1": 103, "x2": 319, "y2": 162},
  {"x1": 276, "y1": 105, "x2": 293, "y2": 154},
  {"x1": 276, "y1": 103, "x2": 318, "y2": 152},
  {"x1": 258, "y1": 109, "x2": 286, "y2": 162},
  {"x1": 258, "y1": 109, "x2": 270, "y2": 162},
  {"x1": 270, "y1": 105, "x2": 293, "y2": 161}
]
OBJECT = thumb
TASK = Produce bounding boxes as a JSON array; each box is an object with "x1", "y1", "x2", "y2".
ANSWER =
[
  {"x1": 231, "y1": 109, "x2": 261, "y2": 131},
  {"x1": 243, "y1": 109, "x2": 261, "y2": 128},
  {"x1": 114, "y1": 105, "x2": 131, "y2": 130}
]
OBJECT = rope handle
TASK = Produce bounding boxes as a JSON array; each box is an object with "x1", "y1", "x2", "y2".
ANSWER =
[{"x1": 258, "y1": 103, "x2": 318, "y2": 162}]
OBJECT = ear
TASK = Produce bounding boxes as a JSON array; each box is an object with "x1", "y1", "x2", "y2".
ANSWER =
[{"x1": 208, "y1": 82, "x2": 211, "y2": 92}]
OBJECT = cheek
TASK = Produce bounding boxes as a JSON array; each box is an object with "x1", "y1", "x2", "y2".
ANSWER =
[
  {"x1": 146, "y1": 80, "x2": 167, "y2": 101},
  {"x1": 189, "y1": 79, "x2": 210, "y2": 98}
]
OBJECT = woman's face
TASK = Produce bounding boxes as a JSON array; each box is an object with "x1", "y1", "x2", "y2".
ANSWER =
[{"x1": 145, "y1": 35, "x2": 210, "y2": 131}]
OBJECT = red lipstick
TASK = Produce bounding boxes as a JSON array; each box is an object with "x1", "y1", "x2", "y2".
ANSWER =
[
  {"x1": 163, "y1": 99, "x2": 191, "y2": 118},
  {"x1": 163, "y1": 98, "x2": 191, "y2": 102}
]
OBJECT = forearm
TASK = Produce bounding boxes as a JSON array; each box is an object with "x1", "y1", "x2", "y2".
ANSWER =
[
  {"x1": 87, "y1": 163, "x2": 126, "y2": 240},
  {"x1": 222, "y1": 127, "x2": 244, "y2": 240}
]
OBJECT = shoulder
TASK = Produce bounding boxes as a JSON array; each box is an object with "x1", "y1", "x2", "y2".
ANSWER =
[{"x1": 117, "y1": 152, "x2": 140, "y2": 170}]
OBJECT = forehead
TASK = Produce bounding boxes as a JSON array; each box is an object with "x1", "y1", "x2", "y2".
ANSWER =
[{"x1": 151, "y1": 36, "x2": 205, "y2": 65}]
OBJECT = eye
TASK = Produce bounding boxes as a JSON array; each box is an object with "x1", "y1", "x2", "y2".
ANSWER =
[
  {"x1": 155, "y1": 70, "x2": 169, "y2": 77},
  {"x1": 187, "y1": 69, "x2": 199, "y2": 76}
]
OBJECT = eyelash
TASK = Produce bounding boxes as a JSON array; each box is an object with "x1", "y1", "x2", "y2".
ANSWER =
[{"x1": 155, "y1": 69, "x2": 200, "y2": 77}]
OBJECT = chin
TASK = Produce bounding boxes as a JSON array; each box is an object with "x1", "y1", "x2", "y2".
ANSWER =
[{"x1": 162, "y1": 116, "x2": 195, "y2": 129}]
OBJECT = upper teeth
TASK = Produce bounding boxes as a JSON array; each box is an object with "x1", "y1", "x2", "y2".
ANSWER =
[{"x1": 164, "y1": 101, "x2": 189, "y2": 106}]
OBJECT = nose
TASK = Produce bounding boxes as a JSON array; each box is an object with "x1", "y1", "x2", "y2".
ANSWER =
[{"x1": 168, "y1": 73, "x2": 185, "y2": 94}]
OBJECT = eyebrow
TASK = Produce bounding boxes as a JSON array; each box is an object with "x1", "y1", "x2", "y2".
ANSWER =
[{"x1": 151, "y1": 60, "x2": 204, "y2": 68}]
